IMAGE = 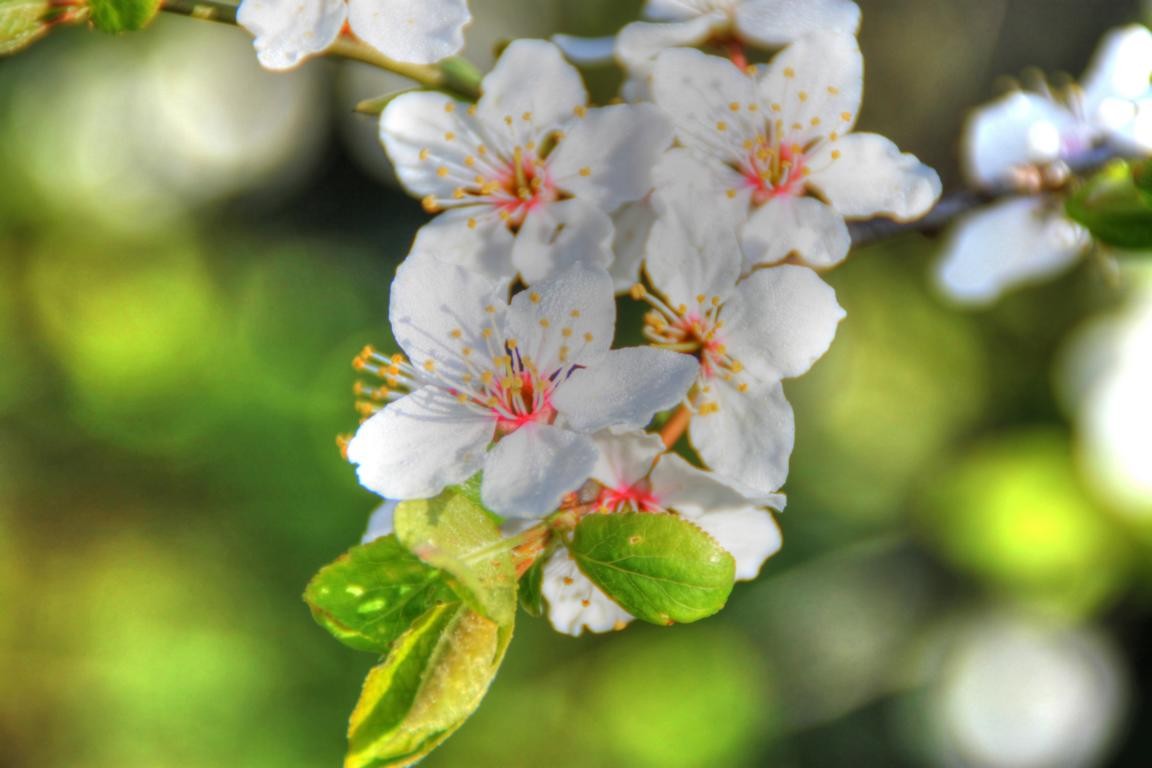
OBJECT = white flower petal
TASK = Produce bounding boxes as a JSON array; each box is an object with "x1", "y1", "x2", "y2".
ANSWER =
[
  {"x1": 646, "y1": 185, "x2": 742, "y2": 309},
  {"x1": 616, "y1": 14, "x2": 725, "y2": 72},
  {"x1": 541, "y1": 549, "x2": 633, "y2": 636},
  {"x1": 553, "y1": 347, "x2": 698, "y2": 433},
  {"x1": 348, "y1": 388, "x2": 492, "y2": 500},
  {"x1": 347, "y1": 0, "x2": 469, "y2": 65},
  {"x1": 963, "y1": 91, "x2": 1079, "y2": 188},
  {"x1": 379, "y1": 90, "x2": 483, "y2": 198},
  {"x1": 590, "y1": 431, "x2": 666, "y2": 490},
  {"x1": 389, "y1": 250, "x2": 507, "y2": 373},
  {"x1": 1082, "y1": 25, "x2": 1152, "y2": 112},
  {"x1": 361, "y1": 500, "x2": 398, "y2": 543},
  {"x1": 504, "y1": 262, "x2": 616, "y2": 369},
  {"x1": 652, "y1": 47, "x2": 760, "y2": 166},
  {"x1": 935, "y1": 197, "x2": 1088, "y2": 306},
  {"x1": 690, "y1": 377, "x2": 794, "y2": 497},
  {"x1": 409, "y1": 210, "x2": 516, "y2": 283},
  {"x1": 643, "y1": 0, "x2": 714, "y2": 22},
  {"x1": 608, "y1": 200, "x2": 657, "y2": 293},
  {"x1": 511, "y1": 199, "x2": 614, "y2": 285},
  {"x1": 741, "y1": 195, "x2": 851, "y2": 269},
  {"x1": 477, "y1": 40, "x2": 588, "y2": 154},
  {"x1": 549, "y1": 103, "x2": 673, "y2": 211},
  {"x1": 650, "y1": 453, "x2": 782, "y2": 579},
  {"x1": 807, "y1": 133, "x2": 941, "y2": 220},
  {"x1": 723, "y1": 265, "x2": 845, "y2": 381},
  {"x1": 759, "y1": 31, "x2": 863, "y2": 146},
  {"x1": 237, "y1": 0, "x2": 345, "y2": 71},
  {"x1": 552, "y1": 34, "x2": 617, "y2": 66},
  {"x1": 481, "y1": 423, "x2": 598, "y2": 518},
  {"x1": 735, "y1": 0, "x2": 860, "y2": 48}
]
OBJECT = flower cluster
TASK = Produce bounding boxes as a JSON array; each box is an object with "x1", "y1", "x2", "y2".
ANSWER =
[{"x1": 335, "y1": 17, "x2": 938, "y2": 636}]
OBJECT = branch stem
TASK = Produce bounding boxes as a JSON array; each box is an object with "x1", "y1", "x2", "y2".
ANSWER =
[{"x1": 659, "y1": 405, "x2": 692, "y2": 450}]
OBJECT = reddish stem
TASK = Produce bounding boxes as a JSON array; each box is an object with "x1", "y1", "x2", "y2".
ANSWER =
[
  {"x1": 659, "y1": 405, "x2": 692, "y2": 450},
  {"x1": 726, "y1": 39, "x2": 748, "y2": 71}
]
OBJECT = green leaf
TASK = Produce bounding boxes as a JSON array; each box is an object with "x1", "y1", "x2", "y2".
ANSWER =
[
  {"x1": 0, "y1": 0, "x2": 50, "y2": 55},
  {"x1": 1066, "y1": 160, "x2": 1152, "y2": 249},
  {"x1": 570, "y1": 513, "x2": 735, "y2": 626},
  {"x1": 88, "y1": 0, "x2": 159, "y2": 33},
  {"x1": 518, "y1": 555, "x2": 545, "y2": 618},
  {"x1": 346, "y1": 603, "x2": 514, "y2": 768},
  {"x1": 394, "y1": 490, "x2": 517, "y2": 626},
  {"x1": 304, "y1": 535, "x2": 460, "y2": 654}
]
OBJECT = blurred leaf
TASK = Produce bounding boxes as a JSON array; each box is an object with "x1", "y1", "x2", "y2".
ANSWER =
[
  {"x1": 1066, "y1": 160, "x2": 1152, "y2": 250},
  {"x1": 518, "y1": 556, "x2": 545, "y2": 618},
  {"x1": 0, "y1": 0, "x2": 49, "y2": 54},
  {"x1": 571, "y1": 513, "x2": 735, "y2": 626},
  {"x1": 88, "y1": 0, "x2": 159, "y2": 32},
  {"x1": 304, "y1": 535, "x2": 459, "y2": 654},
  {"x1": 346, "y1": 604, "x2": 513, "y2": 768},
  {"x1": 394, "y1": 490, "x2": 517, "y2": 626}
]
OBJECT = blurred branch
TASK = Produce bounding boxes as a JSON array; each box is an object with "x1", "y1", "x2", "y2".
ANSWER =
[{"x1": 158, "y1": 0, "x2": 482, "y2": 100}]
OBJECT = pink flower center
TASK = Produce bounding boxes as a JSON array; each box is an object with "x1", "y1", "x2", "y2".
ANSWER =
[
  {"x1": 495, "y1": 147, "x2": 558, "y2": 226},
  {"x1": 491, "y1": 369, "x2": 558, "y2": 436},
  {"x1": 743, "y1": 140, "x2": 806, "y2": 205},
  {"x1": 598, "y1": 482, "x2": 661, "y2": 513}
]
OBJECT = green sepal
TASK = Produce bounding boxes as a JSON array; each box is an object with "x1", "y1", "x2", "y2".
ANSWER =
[
  {"x1": 1066, "y1": 160, "x2": 1152, "y2": 250},
  {"x1": 570, "y1": 513, "x2": 735, "y2": 626},
  {"x1": 345, "y1": 603, "x2": 514, "y2": 768},
  {"x1": 88, "y1": 0, "x2": 159, "y2": 33},
  {"x1": 0, "y1": 0, "x2": 50, "y2": 55},
  {"x1": 303, "y1": 535, "x2": 459, "y2": 654},
  {"x1": 518, "y1": 555, "x2": 546, "y2": 618},
  {"x1": 394, "y1": 489, "x2": 517, "y2": 626}
]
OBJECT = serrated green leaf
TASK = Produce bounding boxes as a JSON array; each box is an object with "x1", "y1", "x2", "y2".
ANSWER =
[
  {"x1": 0, "y1": 0, "x2": 49, "y2": 55},
  {"x1": 88, "y1": 0, "x2": 159, "y2": 32},
  {"x1": 394, "y1": 490, "x2": 517, "y2": 626},
  {"x1": 346, "y1": 603, "x2": 513, "y2": 768},
  {"x1": 304, "y1": 535, "x2": 459, "y2": 654},
  {"x1": 1066, "y1": 160, "x2": 1152, "y2": 249},
  {"x1": 518, "y1": 555, "x2": 545, "y2": 618},
  {"x1": 571, "y1": 513, "x2": 735, "y2": 626}
]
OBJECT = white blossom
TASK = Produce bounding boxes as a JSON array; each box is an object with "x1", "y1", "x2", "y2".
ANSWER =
[
  {"x1": 380, "y1": 39, "x2": 673, "y2": 285},
  {"x1": 541, "y1": 431, "x2": 784, "y2": 636},
  {"x1": 651, "y1": 34, "x2": 941, "y2": 270},
  {"x1": 237, "y1": 0, "x2": 470, "y2": 71},
  {"x1": 346, "y1": 258, "x2": 697, "y2": 519},
  {"x1": 636, "y1": 186, "x2": 845, "y2": 497},
  {"x1": 360, "y1": 500, "x2": 398, "y2": 542},
  {"x1": 616, "y1": 0, "x2": 860, "y2": 101},
  {"x1": 965, "y1": 25, "x2": 1152, "y2": 189}
]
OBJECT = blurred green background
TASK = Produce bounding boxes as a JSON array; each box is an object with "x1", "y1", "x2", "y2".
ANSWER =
[{"x1": 3, "y1": 0, "x2": 1152, "y2": 766}]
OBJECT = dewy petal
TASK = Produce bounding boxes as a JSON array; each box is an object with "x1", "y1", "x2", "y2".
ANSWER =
[
  {"x1": 541, "y1": 549, "x2": 633, "y2": 636},
  {"x1": 379, "y1": 90, "x2": 484, "y2": 199},
  {"x1": 552, "y1": 34, "x2": 617, "y2": 66},
  {"x1": 361, "y1": 500, "x2": 399, "y2": 543},
  {"x1": 759, "y1": 31, "x2": 863, "y2": 146},
  {"x1": 409, "y1": 210, "x2": 516, "y2": 283},
  {"x1": 504, "y1": 262, "x2": 616, "y2": 370},
  {"x1": 590, "y1": 432, "x2": 666, "y2": 490},
  {"x1": 646, "y1": 185, "x2": 742, "y2": 309},
  {"x1": 481, "y1": 423, "x2": 598, "y2": 518},
  {"x1": 807, "y1": 133, "x2": 941, "y2": 221},
  {"x1": 389, "y1": 251, "x2": 507, "y2": 373},
  {"x1": 608, "y1": 200, "x2": 657, "y2": 293},
  {"x1": 549, "y1": 103, "x2": 673, "y2": 211},
  {"x1": 963, "y1": 91, "x2": 1079, "y2": 188},
  {"x1": 477, "y1": 40, "x2": 588, "y2": 154},
  {"x1": 237, "y1": 0, "x2": 345, "y2": 71},
  {"x1": 652, "y1": 48, "x2": 760, "y2": 166},
  {"x1": 934, "y1": 197, "x2": 1088, "y2": 306},
  {"x1": 347, "y1": 0, "x2": 470, "y2": 65},
  {"x1": 348, "y1": 388, "x2": 492, "y2": 500},
  {"x1": 690, "y1": 377, "x2": 795, "y2": 497},
  {"x1": 650, "y1": 453, "x2": 782, "y2": 580},
  {"x1": 742, "y1": 195, "x2": 850, "y2": 269},
  {"x1": 511, "y1": 199, "x2": 614, "y2": 285},
  {"x1": 553, "y1": 347, "x2": 698, "y2": 433},
  {"x1": 735, "y1": 0, "x2": 860, "y2": 48},
  {"x1": 723, "y1": 265, "x2": 845, "y2": 381}
]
